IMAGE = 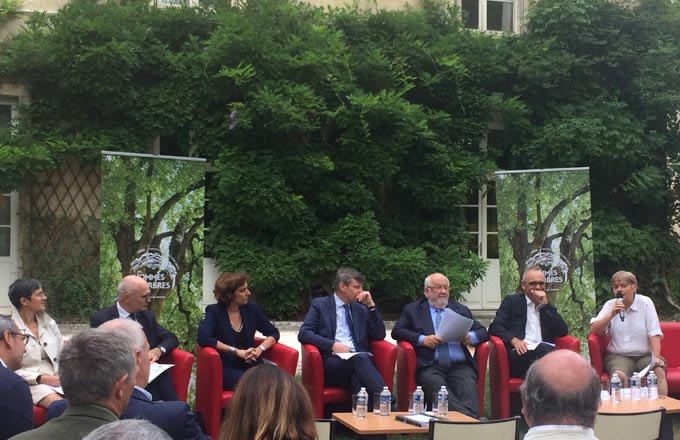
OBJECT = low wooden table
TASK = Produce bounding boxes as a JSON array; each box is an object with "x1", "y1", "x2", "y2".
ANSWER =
[
  {"x1": 331, "y1": 411, "x2": 477, "y2": 435},
  {"x1": 598, "y1": 395, "x2": 680, "y2": 414}
]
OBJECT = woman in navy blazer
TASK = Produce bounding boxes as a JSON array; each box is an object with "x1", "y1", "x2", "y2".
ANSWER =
[{"x1": 197, "y1": 272, "x2": 280, "y2": 390}]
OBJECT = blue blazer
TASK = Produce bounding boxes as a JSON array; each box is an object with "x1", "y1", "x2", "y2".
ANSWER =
[
  {"x1": 47, "y1": 388, "x2": 209, "y2": 440},
  {"x1": 0, "y1": 363, "x2": 33, "y2": 440},
  {"x1": 298, "y1": 294, "x2": 386, "y2": 355},
  {"x1": 197, "y1": 301, "x2": 280, "y2": 372},
  {"x1": 488, "y1": 293, "x2": 568, "y2": 347},
  {"x1": 391, "y1": 298, "x2": 489, "y2": 371}
]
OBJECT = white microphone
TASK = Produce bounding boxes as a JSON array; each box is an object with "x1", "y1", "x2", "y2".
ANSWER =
[{"x1": 616, "y1": 292, "x2": 625, "y2": 322}]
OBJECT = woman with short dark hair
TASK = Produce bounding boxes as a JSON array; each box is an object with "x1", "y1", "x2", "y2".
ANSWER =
[{"x1": 9, "y1": 278, "x2": 64, "y2": 408}]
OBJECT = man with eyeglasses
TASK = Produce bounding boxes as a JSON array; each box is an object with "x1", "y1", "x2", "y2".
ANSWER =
[
  {"x1": 0, "y1": 315, "x2": 33, "y2": 439},
  {"x1": 489, "y1": 265, "x2": 569, "y2": 378},
  {"x1": 90, "y1": 275, "x2": 179, "y2": 401},
  {"x1": 392, "y1": 273, "x2": 489, "y2": 418}
]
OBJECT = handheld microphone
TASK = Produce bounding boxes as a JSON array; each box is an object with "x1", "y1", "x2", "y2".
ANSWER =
[{"x1": 616, "y1": 292, "x2": 625, "y2": 322}]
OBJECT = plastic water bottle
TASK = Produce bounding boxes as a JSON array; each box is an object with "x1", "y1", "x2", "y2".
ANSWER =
[
  {"x1": 413, "y1": 386, "x2": 425, "y2": 413},
  {"x1": 356, "y1": 387, "x2": 368, "y2": 418},
  {"x1": 648, "y1": 371, "x2": 658, "y2": 400},
  {"x1": 436, "y1": 386, "x2": 448, "y2": 417},
  {"x1": 610, "y1": 373, "x2": 622, "y2": 403},
  {"x1": 631, "y1": 372, "x2": 641, "y2": 401},
  {"x1": 379, "y1": 386, "x2": 391, "y2": 417}
]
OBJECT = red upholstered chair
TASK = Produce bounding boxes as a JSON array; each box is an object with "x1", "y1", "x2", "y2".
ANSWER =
[
  {"x1": 489, "y1": 335, "x2": 580, "y2": 419},
  {"x1": 301, "y1": 340, "x2": 397, "y2": 419},
  {"x1": 660, "y1": 322, "x2": 680, "y2": 395},
  {"x1": 167, "y1": 348, "x2": 195, "y2": 402},
  {"x1": 587, "y1": 333, "x2": 610, "y2": 381},
  {"x1": 395, "y1": 340, "x2": 489, "y2": 416},
  {"x1": 195, "y1": 338, "x2": 299, "y2": 439},
  {"x1": 33, "y1": 405, "x2": 47, "y2": 427}
]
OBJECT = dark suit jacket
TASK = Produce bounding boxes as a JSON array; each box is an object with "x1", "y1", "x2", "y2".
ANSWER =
[
  {"x1": 11, "y1": 404, "x2": 117, "y2": 440},
  {"x1": 298, "y1": 294, "x2": 386, "y2": 355},
  {"x1": 488, "y1": 293, "x2": 568, "y2": 347},
  {"x1": 90, "y1": 304, "x2": 179, "y2": 355},
  {"x1": 197, "y1": 301, "x2": 279, "y2": 374},
  {"x1": 391, "y1": 298, "x2": 489, "y2": 371},
  {"x1": 47, "y1": 388, "x2": 209, "y2": 440},
  {"x1": 0, "y1": 363, "x2": 33, "y2": 440}
]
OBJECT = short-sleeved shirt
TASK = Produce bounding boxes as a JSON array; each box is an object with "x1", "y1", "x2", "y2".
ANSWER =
[{"x1": 592, "y1": 293, "x2": 662, "y2": 356}]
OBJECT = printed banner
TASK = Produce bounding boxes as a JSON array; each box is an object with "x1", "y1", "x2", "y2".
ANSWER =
[
  {"x1": 100, "y1": 152, "x2": 205, "y2": 337},
  {"x1": 495, "y1": 168, "x2": 595, "y2": 340}
]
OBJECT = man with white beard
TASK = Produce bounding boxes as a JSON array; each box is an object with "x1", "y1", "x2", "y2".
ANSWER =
[{"x1": 392, "y1": 273, "x2": 489, "y2": 418}]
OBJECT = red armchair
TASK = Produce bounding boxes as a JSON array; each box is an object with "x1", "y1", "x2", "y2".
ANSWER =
[
  {"x1": 395, "y1": 340, "x2": 489, "y2": 416},
  {"x1": 660, "y1": 322, "x2": 680, "y2": 395},
  {"x1": 167, "y1": 348, "x2": 195, "y2": 403},
  {"x1": 301, "y1": 340, "x2": 397, "y2": 419},
  {"x1": 195, "y1": 338, "x2": 299, "y2": 439},
  {"x1": 33, "y1": 406, "x2": 47, "y2": 427},
  {"x1": 489, "y1": 335, "x2": 580, "y2": 419},
  {"x1": 587, "y1": 333, "x2": 610, "y2": 381}
]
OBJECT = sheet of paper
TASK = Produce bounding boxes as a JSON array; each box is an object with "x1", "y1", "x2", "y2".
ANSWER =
[
  {"x1": 149, "y1": 363, "x2": 174, "y2": 384},
  {"x1": 47, "y1": 385, "x2": 64, "y2": 395},
  {"x1": 639, "y1": 352, "x2": 655, "y2": 377},
  {"x1": 436, "y1": 308, "x2": 473, "y2": 342},
  {"x1": 333, "y1": 352, "x2": 372, "y2": 360},
  {"x1": 526, "y1": 341, "x2": 556, "y2": 351}
]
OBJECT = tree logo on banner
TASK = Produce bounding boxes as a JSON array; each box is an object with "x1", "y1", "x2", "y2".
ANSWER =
[
  {"x1": 526, "y1": 248, "x2": 570, "y2": 293},
  {"x1": 130, "y1": 246, "x2": 179, "y2": 298}
]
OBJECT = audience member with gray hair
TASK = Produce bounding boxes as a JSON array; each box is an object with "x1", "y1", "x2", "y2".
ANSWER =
[
  {"x1": 10, "y1": 328, "x2": 137, "y2": 440},
  {"x1": 47, "y1": 319, "x2": 208, "y2": 440},
  {"x1": 0, "y1": 315, "x2": 33, "y2": 440},
  {"x1": 520, "y1": 349, "x2": 600, "y2": 440},
  {"x1": 83, "y1": 419, "x2": 172, "y2": 440}
]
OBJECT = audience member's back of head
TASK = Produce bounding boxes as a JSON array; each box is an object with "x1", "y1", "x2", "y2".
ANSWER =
[
  {"x1": 220, "y1": 364, "x2": 317, "y2": 440},
  {"x1": 83, "y1": 419, "x2": 172, "y2": 440},
  {"x1": 60, "y1": 328, "x2": 135, "y2": 405},
  {"x1": 520, "y1": 349, "x2": 600, "y2": 428}
]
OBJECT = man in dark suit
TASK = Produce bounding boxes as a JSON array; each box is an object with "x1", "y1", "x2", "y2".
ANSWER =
[
  {"x1": 0, "y1": 316, "x2": 32, "y2": 440},
  {"x1": 489, "y1": 265, "x2": 569, "y2": 378},
  {"x1": 10, "y1": 328, "x2": 136, "y2": 440},
  {"x1": 90, "y1": 275, "x2": 179, "y2": 401},
  {"x1": 48, "y1": 319, "x2": 207, "y2": 440},
  {"x1": 298, "y1": 267, "x2": 387, "y2": 399},
  {"x1": 392, "y1": 273, "x2": 489, "y2": 418}
]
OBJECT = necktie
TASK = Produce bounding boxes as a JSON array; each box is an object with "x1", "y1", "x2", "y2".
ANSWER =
[
  {"x1": 343, "y1": 304, "x2": 357, "y2": 348},
  {"x1": 436, "y1": 309, "x2": 451, "y2": 367}
]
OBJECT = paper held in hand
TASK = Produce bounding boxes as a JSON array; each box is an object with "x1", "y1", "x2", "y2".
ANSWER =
[
  {"x1": 149, "y1": 363, "x2": 174, "y2": 384},
  {"x1": 638, "y1": 352, "x2": 655, "y2": 377},
  {"x1": 333, "y1": 352, "x2": 373, "y2": 360},
  {"x1": 436, "y1": 309, "x2": 473, "y2": 342}
]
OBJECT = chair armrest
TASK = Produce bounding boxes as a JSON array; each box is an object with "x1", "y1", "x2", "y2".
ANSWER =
[
  {"x1": 260, "y1": 337, "x2": 299, "y2": 377},
  {"x1": 301, "y1": 343, "x2": 326, "y2": 418},
  {"x1": 195, "y1": 344, "x2": 223, "y2": 428},
  {"x1": 369, "y1": 340, "x2": 397, "y2": 392},
  {"x1": 475, "y1": 341, "x2": 489, "y2": 416},
  {"x1": 587, "y1": 334, "x2": 606, "y2": 377},
  {"x1": 396, "y1": 341, "x2": 417, "y2": 411},
  {"x1": 554, "y1": 335, "x2": 580, "y2": 353},
  {"x1": 489, "y1": 335, "x2": 511, "y2": 420},
  {"x1": 167, "y1": 348, "x2": 194, "y2": 402}
]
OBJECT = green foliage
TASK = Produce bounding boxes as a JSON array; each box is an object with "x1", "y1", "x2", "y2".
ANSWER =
[{"x1": 3, "y1": 0, "x2": 680, "y2": 320}]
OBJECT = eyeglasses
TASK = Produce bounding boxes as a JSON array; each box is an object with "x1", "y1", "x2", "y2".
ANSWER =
[
  {"x1": 527, "y1": 281, "x2": 546, "y2": 287},
  {"x1": 7, "y1": 331, "x2": 29, "y2": 345},
  {"x1": 426, "y1": 285, "x2": 450, "y2": 292}
]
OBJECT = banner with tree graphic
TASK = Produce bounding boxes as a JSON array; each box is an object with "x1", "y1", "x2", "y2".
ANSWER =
[
  {"x1": 100, "y1": 152, "x2": 205, "y2": 346},
  {"x1": 495, "y1": 168, "x2": 595, "y2": 341}
]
